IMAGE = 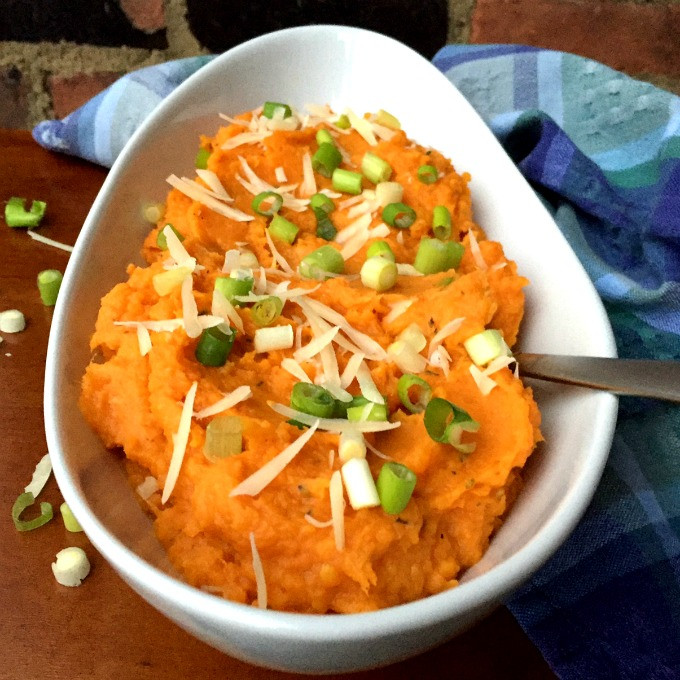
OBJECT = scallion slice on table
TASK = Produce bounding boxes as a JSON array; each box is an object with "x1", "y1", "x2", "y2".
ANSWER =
[
  {"x1": 142, "y1": 202, "x2": 164, "y2": 224},
  {"x1": 36, "y1": 269, "x2": 63, "y2": 306},
  {"x1": 268, "y1": 214, "x2": 299, "y2": 244},
  {"x1": 397, "y1": 374, "x2": 432, "y2": 413},
  {"x1": 332, "y1": 168, "x2": 363, "y2": 195},
  {"x1": 12, "y1": 492, "x2": 53, "y2": 532},
  {"x1": 195, "y1": 326, "x2": 235, "y2": 367},
  {"x1": 312, "y1": 143, "x2": 343, "y2": 178},
  {"x1": 309, "y1": 192, "x2": 335, "y2": 214},
  {"x1": 413, "y1": 238, "x2": 464, "y2": 274},
  {"x1": 366, "y1": 240, "x2": 395, "y2": 261},
  {"x1": 214, "y1": 276, "x2": 253, "y2": 305},
  {"x1": 195, "y1": 147, "x2": 211, "y2": 169},
  {"x1": 375, "y1": 109, "x2": 401, "y2": 130},
  {"x1": 252, "y1": 191, "x2": 283, "y2": 216},
  {"x1": 360, "y1": 256, "x2": 398, "y2": 292},
  {"x1": 5, "y1": 197, "x2": 47, "y2": 228},
  {"x1": 0, "y1": 309, "x2": 26, "y2": 333},
  {"x1": 347, "y1": 401, "x2": 388, "y2": 422},
  {"x1": 376, "y1": 462, "x2": 417, "y2": 514},
  {"x1": 334, "y1": 114, "x2": 351, "y2": 129},
  {"x1": 417, "y1": 164, "x2": 438, "y2": 184},
  {"x1": 424, "y1": 397, "x2": 479, "y2": 452},
  {"x1": 299, "y1": 245, "x2": 345, "y2": 279},
  {"x1": 156, "y1": 223, "x2": 183, "y2": 250},
  {"x1": 204, "y1": 415, "x2": 243, "y2": 461},
  {"x1": 51, "y1": 547, "x2": 90, "y2": 587},
  {"x1": 432, "y1": 206, "x2": 452, "y2": 240},
  {"x1": 60, "y1": 502, "x2": 83, "y2": 532},
  {"x1": 263, "y1": 101, "x2": 292, "y2": 119},
  {"x1": 251, "y1": 296, "x2": 284, "y2": 327},
  {"x1": 361, "y1": 152, "x2": 392, "y2": 184},
  {"x1": 313, "y1": 207, "x2": 337, "y2": 241},
  {"x1": 316, "y1": 129, "x2": 335, "y2": 146},
  {"x1": 291, "y1": 382, "x2": 337, "y2": 419},
  {"x1": 382, "y1": 202, "x2": 416, "y2": 229}
]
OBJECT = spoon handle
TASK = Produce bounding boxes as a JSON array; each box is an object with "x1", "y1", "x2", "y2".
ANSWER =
[{"x1": 516, "y1": 353, "x2": 680, "y2": 403}]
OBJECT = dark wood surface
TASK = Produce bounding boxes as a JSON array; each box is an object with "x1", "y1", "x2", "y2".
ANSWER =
[{"x1": 0, "y1": 129, "x2": 555, "y2": 680}]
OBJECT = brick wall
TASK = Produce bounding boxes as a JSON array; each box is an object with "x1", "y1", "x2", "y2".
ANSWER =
[{"x1": 0, "y1": 0, "x2": 678, "y2": 130}]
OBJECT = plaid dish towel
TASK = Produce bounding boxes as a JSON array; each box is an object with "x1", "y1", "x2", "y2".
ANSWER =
[{"x1": 33, "y1": 44, "x2": 680, "y2": 680}]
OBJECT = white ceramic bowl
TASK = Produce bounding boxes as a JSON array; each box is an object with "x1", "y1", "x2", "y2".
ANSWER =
[{"x1": 45, "y1": 25, "x2": 618, "y2": 673}]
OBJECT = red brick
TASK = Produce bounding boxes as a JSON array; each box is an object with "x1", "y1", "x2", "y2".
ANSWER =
[
  {"x1": 0, "y1": 66, "x2": 29, "y2": 129},
  {"x1": 119, "y1": 0, "x2": 165, "y2": 33},
  {"x1": 48, "y1": 72, "x2": 121, "y2": 119},
  {"x1": 471, "y1": 0, "x2": 680, "y2": 77}
]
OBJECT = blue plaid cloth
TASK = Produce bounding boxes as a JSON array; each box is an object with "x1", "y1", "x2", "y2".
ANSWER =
[{"x1": 33, "y1": 45, "x2": 680, "y2": 679}]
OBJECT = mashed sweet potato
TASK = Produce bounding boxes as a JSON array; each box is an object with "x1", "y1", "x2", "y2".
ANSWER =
[{"x1": 80, "y1": 104, "x2": 541, "y2": 613}]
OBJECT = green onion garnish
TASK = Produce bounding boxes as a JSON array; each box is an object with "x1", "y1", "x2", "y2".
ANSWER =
[
  {"x1": 290, "y1": 382, "x2": 337, "y2": 418},
  {"x1": 366, "y1": 241, "x2": 395, "y2": 261},
  {"x1": 347, "y1": 401, "x2": 388, "y2": 422},
  {"x1": 252, "y1": 191, "x2": 283, "y2": 216},
  {"x1": 309, "y1": 192, "x2": 335, "y2": 214},
  {"x1": 313, "y1": 206, "x2": 337, "y2": 241},
  {"x1": 332, "y1": 168, "x2": 363, "y2": 195},
  {"x1": 37, "y1": 269, "x2": 63, "y2": 306},
  {"x1": 195, "y1": 147, "x2": 211, "y2": 169},
  {"x1": 156, "y1": 223, "x2": 184, "y2": 250},
  {"x1": 382, "y1": 202, "x2": 416, "y2": 230},
  {"x1": 417, "y1": 164, "x2": 438, "y2": 184},
  {"x1": 142, "y1": 202, "x2": 164, "y2": 224},
  {"x1": 424, "y1": 397, "x2": 479, "y2": 450},
  {"x1": 204, "y1": 415, "x2": 243, "y2": 461},
  {"x1": 464, "y1": 329, "x2": 506, "y2": 366},
  {"x1": 397, "y1": 374, "x2": 432, "y2": 413},
  {"x1": 312, "y1": 143, "x2": 343, "y2": 178},
  {"x1": 437, "y1": 276, "x2": 454, "y2": 287},
  {"x1": 12, "y1": 492, "x2": 53, "y2": 532},
  {"x1": 299, "y1": 245, "x2": 345, "y2": 279},
  {"x1": 60, "y1": 502, "x2": 83, "y2": 532},
  {"x1": 375, "y1": 109, "x2": 401, "y2": 130},
  {"x1": 263, "y1": 101, "x2": 292, "y2": 119},
  {"x1": 335, "y1": 114, "x2": 351, "y2": 129},
  {"x1": 316, "y1": 129, "x2": 335, "y2": 146},
  {"x1": 432, "y1": 205, "x2": 452, "y2": 240},
  {"x1": 361, "y1": 152, "x2": 393, "y2": 184},
  {"x1": 376, "y1": 462, "x2": 416, "y2": 514},
  {"x1": 360, "y1": 255, "x2": 398, "y2": 292},
  {"x1": 214, "y1": 276, "x2": 253, "y2": 305},
  {"x1": 251, "y1": 296, "x2": 284, "y2": 327},
  {"x1": 195, "y1": 326, "x2": 235, "y2": 367},
  {"x1": 413, "y1": 238, "x2": 464, "y2": 274},
  {"x1": 5, "y1": 197, "x2": 46, "y2": 228},
  {"x1": 269, "y1": 214, "x2": 299, "y2": 244}
]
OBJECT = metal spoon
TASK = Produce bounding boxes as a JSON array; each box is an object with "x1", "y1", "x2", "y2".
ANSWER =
[{"x1": 516, "y1": 354, "x2": 680, "y2": 403}]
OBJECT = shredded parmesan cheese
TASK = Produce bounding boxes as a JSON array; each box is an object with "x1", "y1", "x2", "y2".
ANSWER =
[
  {"x1": 136, "y1": 324, "x2": 152, "y2": 356},
  {"x1": 469, "y1": 363, "x2": 497, "y2": 395},
  {"x1": 249, "y1": 532, "x2": 267, "y2": 609},
  {"x1": 181, "y1": 275, "x2": 202, "y2": 338},
  {"x1": 468, "y1": 228, "x2": 488, "y2": 271},
  {"x1": 365, "y1": 439, "x2": 393, "y2": 461},
  {"x1": 294, "y1": 325, "x2": 340, "y2": 363},
  {"x1": 346, "y1": 109, "x2": 378, "y2": 146},
  {"x1": 166, "y1": 175, "x2": 253, "y2": 222},
  {"x1": 211, "y1": 289, "x2": 244, "y2": 334},
  {"x1": 274, "y1": 166, "x2": 287, "y2": 183},
  {"x1": 384, "y1": 299, "x2": 413, "y2": 324},
  {"x1": 268, "y1": 403, "x2": 400, "y2": 433},
  {"x1": 428, "y1": 317, "x2": 465, "y2": 357},
  {"x1": 194, "y1": 385, "x2": 252, "y2": 419},
  {"x1": 265, "y1": 227, "x2": 294, "y2": 274},
  {"x1": 340, "y1": 352, "x2": 365, "y2": 389},
  {"x1": 26, "y1": 230, "x2": 74, "y2": 252},
  {"x1": 356, "y1": 361, "x2": 384, "y2": 404},
  {"x1": 281, "y1": 358, "x2": 312, "y2": 383},
  {"x1": 299, "y1": 151, "x2": 317, "y2": 197},
  {"x1": 304, "y1": 514, "x2": 334, "y2": 529}
]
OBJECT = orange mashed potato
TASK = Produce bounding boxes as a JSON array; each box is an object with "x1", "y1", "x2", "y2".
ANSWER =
[{"x1": 80, "y1": 105, "x2": 541, "y2": 613}]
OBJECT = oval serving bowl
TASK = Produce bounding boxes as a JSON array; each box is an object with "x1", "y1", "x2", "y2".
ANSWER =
[{"x1": 45, "y1": 25, "x2": 618, "y2": 674}]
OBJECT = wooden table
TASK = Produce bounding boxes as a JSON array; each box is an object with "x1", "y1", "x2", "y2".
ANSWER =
[{"x1": 0, "y1": 129, "x2": 555, "y2": 680}]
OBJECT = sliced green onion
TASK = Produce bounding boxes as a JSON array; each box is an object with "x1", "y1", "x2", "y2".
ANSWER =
[
  {"x1": 204, "y1": 415, "x2": 242, "y2": 461},
  {"x1": 310, "y1": 192, "x2": 335, "y2": 214},
  {"x1": 375, "y1": 109, "x2": 401, "y2": 130},
  {"x1": 299, "y1": 245, "x2": 345, "y2": 279},
  {"x1": 424, "y1": 397, "x2": 479, "y2": 450},
  {"x1": 12, "y1": 492, "x2": 53, "y2": 532},
  {"x1": 366, "y1": 241, "x2": 395, "y2": 261},
  {"x1": 334, "y1": 114, "x2": 351, "y2": 129},
  {"x1": 397, "y1": 374, "x2": 432, "y2": 413},
  {"x1": 332, "y1": 168, "x2": 363, "y2": 195},
  {"x1": 195, "y1": 326, "x2": 235, "y2": 367},
  {"x1": 5, "y1": 197, "x2": 47, "y2": 228},
  {"x1": 269, "y1": 214, "x2": 299, "y2": 244},
  {"x1": 156, "y1": 223, "x2": 184, "y2": 250},
  {"x1": 251, "y1": 296, "x2": 283, "y2": 327},
  {"x1": 360, "y1": 256, "x2": 398, "y2": 292},
  {"x1": 382, "y1": 202, "x2": 416, "y2": 229},
  {"x1": 312, "y1": 143, "x2": 343, "y2": 178},
  {"x1": 375, "y1": 181, "x2": 403, "y2": 207},
  {"x1": 413, "y1": 238, "x2": 464, "y2": 274},
  {"x1": 313, "y1": 206, "x2": 337, "y2": 241},
  {"x1": 195, "y1": 147, "x2": 211, "y2": 169},
  {"x1": 376, "y1": 462, "x2": 416, "y2": 514},
  {"x1": 252, "y1": 191, "x2": 283, "y2": 216},
  {"x1": 291, "y1": 382, "x2": 336, "y2": 418},
  {"x1": 214, "y1": 276, "x2": 253, "y2": 305},
  {"x1": 316, "y1": 129, "x2": 335, "y2": 146},
  {"x1": 37, "y1": 269, "x2": 63, "y2": 306},
  {"x1": 60, "y1": 502, "x2": 83, "y2": 532},
  {"x1": 361, "y1": 152, "x2": 392, "y2": 184},
  {"x1": 437, "y1": 276, "x2": 453, "y2": 287},
  {"x1": 432, "y1": 205, "x2": 452, "y2": 240},
  {"x1": 464, "y1": 329, "x2": 506, "y2": 366},
  {"x1": 142, "y1": 202, "x2": 164, "y2": 224},
  {"x1": 417, "y1": 164, "x2": 438, "y2": 184},
  {"x1": 347, "y1": 401, "x2": 388, "y2": 422},
  {"x1": 263, "y1": 101, "x2": 292, "y2": 119}
]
